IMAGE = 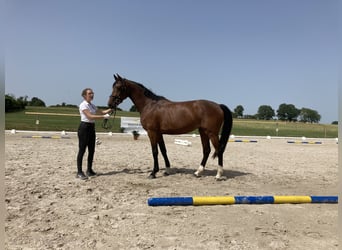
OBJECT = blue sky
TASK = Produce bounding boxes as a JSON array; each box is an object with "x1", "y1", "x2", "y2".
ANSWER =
[{"x1": 5, "y1": 0, "x2": 338, "y2": 123}]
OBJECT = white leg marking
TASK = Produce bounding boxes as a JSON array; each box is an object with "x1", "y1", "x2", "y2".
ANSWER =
[
  {"x1": 215, "y1": 166, "x2": 224, "y2": 179},
  {"x1": 194, "y1": 165, "x2": 204, "y2": 177}
]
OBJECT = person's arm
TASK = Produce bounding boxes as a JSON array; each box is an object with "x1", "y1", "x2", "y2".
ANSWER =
[
  {"x1": 82, "y1": 109, "x2": 110, "y2": 120},
  {"x1": 96, "y1": 108, "x2": 113, "y2": 115}
]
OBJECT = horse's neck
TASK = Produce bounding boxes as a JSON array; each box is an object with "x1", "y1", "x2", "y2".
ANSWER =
[{"x1": 127, "y1": 82, "x2": 152, "y2": 113}]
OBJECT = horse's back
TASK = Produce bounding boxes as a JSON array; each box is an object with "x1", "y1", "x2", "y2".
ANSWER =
[
  {"x1": 157, "y1": 99, "x2": 223, "y2": 119},
  {"x1": 140, "y1": 99, "x2": 224, "y2": 134}
]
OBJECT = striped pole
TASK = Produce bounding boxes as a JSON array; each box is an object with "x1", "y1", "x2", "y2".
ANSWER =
[
  {"x1": 22, "y1": 135, "x2": 71, "y2": 139},
  {"x1": 287, "y1": 141, "x2": 322, "y2": 144},
  {"x1": 229, "y1": 140, "x2": 258, "y2": 143},
  {"x1": 147, "y1": 196, "x2": 338, "y2": 206}
]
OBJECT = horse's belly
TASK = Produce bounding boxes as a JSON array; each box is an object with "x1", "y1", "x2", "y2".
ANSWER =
[{"x1": 160, "y1": 121, "x2": 199, "y2": 134}]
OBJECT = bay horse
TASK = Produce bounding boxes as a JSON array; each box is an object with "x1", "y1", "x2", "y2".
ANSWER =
[{"x1": 108, "y1": 74, "x2": 233, "y2": 179}]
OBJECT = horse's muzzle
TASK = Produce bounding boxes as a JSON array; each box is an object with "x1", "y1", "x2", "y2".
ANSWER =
[
  {"x1": 108, "y1": 96, "x2": 122, "y2": 108},
  {"x1": 114, "y1": 96, "x2": 122, "y2": 105}
]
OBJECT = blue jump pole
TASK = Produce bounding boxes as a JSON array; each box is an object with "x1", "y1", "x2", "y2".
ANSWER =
[{"x1": 147, "y1": 196, "x2": 338, "y2": 206}]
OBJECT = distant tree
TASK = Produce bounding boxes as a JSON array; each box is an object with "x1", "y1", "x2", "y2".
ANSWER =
[
  {"x1": 52, "y1": 103, "x2": 78, "y2": 108},
  {"x1": 243, "y1": 114, "x2": 257, "y2": 119},
  {"x1": 130, "y1": 105, "x2": 137, "y2": 112},
  {"x1": 5, "y1": 94, "x2": 27, "y2": 112},
  {"x1": 29, "y1": 97, "x2": 46, "y2": 107},
  {"x1": 66, "y1": 104, "x2": 78, "y2": 108},
  {"x1": 331, "y1": 121, "x2": 338, "y2": 125},
  {"x1": 234, "y1": 105, "x2": 244, "y2": 118},
  {"x1": 277, "y1": 103, "x2": 300, "y2": 121},
  {"x1": 5, "y1": 95, "x2": 19, "y2": 112},
  {"x1": 299, "y1": 108, "x2": 321, "y2": 123},
  {"x1": 17, "y1": 95, "x2": 29, "y2": 107},
  {"x1": 257, "y1": 105, "x2": 275, "y2": 120}
]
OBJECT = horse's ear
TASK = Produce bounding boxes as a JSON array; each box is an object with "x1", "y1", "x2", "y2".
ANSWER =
[
  {"x1": 114, "y1": 74, "x2": 118, "y2": 80},
  {"x1": 117, "y1": 73, "x2": 122, "y2": 80}
]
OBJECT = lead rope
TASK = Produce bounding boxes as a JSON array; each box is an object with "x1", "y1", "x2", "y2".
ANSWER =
[{"x1": 102, "y1": 108, "x2": 116, "y2": 130}]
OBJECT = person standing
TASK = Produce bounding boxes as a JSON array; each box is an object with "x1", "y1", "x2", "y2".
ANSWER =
[{"x1": 76, "y1": 88, "x2": 112, "y2": 180}]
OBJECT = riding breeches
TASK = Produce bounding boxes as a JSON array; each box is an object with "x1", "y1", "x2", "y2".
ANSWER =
[{"x1": 77, "y1": 122, "x2": 96, "y2": 172}]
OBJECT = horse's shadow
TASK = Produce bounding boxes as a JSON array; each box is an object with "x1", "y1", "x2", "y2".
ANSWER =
[
  {"x1": 99, "y1": 166, "x2": 249, "y2": 180},
  {"x1": 98, "y1": 168, "x2": 146, "y2": 176},
  {"x1": 167, "y1": 167, "x2": 249, "y2": 180}
]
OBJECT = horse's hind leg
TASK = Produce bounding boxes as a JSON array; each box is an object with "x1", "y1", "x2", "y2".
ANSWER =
[
  {"x1": 158, "y1": 135, "x2": 171, "y2": 176},
  {"x1": 209, "y1": 134, "x2": 224, "y2": 180},
  {"x1": 216, "y1": 153, "x2": 224, "y2": 180},
  {"x1": 194, "y1": 130, "x2": 211, "y2": 177}
]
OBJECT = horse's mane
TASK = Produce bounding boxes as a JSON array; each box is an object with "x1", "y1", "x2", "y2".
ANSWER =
[{"x1": 130, "y1": 80, "x2": 167, "y2": 101}]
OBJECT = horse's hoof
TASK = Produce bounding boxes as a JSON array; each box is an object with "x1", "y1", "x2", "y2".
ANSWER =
[
  {"x1": 194, "y1": 166, "x2": 204, "y2": 178},
  {"x1": 193, "y1": 173, "x2": 201, "y2": 178},
  {"x1": 148, "y1": 174, "x2": 156, "y2": 179},
  {"x1": 215, "y1": 176, "x2": 226, "y2": 181},
  {"x1": 163, "y1": 171, "x2": 170, "y2": 176}
]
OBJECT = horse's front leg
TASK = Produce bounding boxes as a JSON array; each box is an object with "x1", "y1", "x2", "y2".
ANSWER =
[
  {"x1": 158, "y1": 134, "x2": 171, "y2": 176},
  {"x1": 148, "y1": 131, "x2": 159, "y2": 179}
]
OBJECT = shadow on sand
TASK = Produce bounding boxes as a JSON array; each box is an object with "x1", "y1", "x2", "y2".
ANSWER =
[{"x1": 98, "y1": 166, "x2": 249, "y2": 180}]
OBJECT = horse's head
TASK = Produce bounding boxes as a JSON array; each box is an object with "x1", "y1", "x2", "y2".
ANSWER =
[{"x1": 108, "y1": 73, "x2": 129, "y2": 108}]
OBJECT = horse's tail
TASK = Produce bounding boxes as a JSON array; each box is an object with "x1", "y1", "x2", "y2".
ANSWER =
[{"x1": 213, "y1": 104, "x2": 233, "y2": 158}]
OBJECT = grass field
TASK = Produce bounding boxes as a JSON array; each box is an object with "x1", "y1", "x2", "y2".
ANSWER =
[{"x1": 5, "y1": 106, "x2": 338, "y2": 138}]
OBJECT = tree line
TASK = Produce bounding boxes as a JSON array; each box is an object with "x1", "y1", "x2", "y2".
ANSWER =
[
  {"x1": 5, "y1": 94, "x2": 81, "y2": 112},
  {"x1": 5, "y1": 94, "x2": 335, "y2": 124},
  {"x1": 233, "y1": 104, "x2": 322, "y2": 123},
  {"x1": 5, "y1": 94, "x2": 46, "y2": 112}
]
